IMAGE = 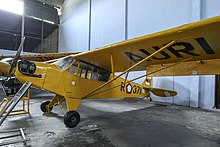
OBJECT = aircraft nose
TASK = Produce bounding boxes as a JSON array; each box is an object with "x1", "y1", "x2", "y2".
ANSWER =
[{"x1": 0, "y1": 61, "x2": 11, "y2": 75}]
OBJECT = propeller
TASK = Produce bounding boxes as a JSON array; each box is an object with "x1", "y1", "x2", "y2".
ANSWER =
[{"x1": 8, "y1": 37, "x2": 26, "y2": 76}]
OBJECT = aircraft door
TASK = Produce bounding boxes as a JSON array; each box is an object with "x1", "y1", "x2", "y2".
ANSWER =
[{"x1": 63, "y1": 61, "x2": 91, "y2": 98}]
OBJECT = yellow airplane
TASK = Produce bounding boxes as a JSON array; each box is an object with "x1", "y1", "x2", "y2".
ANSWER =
[{"x1": 1, "y1": 15, "x2": 220, "y2": 128}]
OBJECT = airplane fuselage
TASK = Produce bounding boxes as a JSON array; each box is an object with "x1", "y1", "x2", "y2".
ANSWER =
[{"x1": 15, "y1": 58, "x2": 149, "y2": 111}]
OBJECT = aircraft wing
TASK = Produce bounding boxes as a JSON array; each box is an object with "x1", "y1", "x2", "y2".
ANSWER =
[
  {"x1": 0, "y1": 52, "x2": 80, "y2": 62},
  {"x1": 73, "y1": 16, "x2": 220, "y2": 76},
  {"x1": 0, "y1": 52, "x2": 80, "y2": 75}
]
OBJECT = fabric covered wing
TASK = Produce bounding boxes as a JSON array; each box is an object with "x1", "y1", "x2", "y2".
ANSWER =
[
  {"x1": 0, "y1": 52, "x2": 80, "y2": 62},
  {"x1": 73, "y1": 16, "x2": 220, "y2": 74},
  {"x1": 146, "y1": 59, "x2": 220, "y2": 76}
]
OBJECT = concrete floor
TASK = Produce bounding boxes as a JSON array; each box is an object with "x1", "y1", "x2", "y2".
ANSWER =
[{"x1": 0, "y1": 91, "x2": 220, "y2": 147}]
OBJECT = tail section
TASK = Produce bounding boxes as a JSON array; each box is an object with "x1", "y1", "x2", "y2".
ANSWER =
[
  {"x1": 144, "y1": 87, "x2": 177, "y2": 97},
  {"x1": 142, "y1": 77, "x2": 177, "y2": 97},
  {"x1": 142, "y1": 77, "x2": 152, "y2": 88}
]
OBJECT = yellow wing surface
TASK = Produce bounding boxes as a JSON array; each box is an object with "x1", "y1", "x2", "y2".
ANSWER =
[
  {"x1": 0, "y1": 52, "x2": 80, "y2": 75},
  {"x1": 0, "y1": 52, "x2": 80, "y2": 62},
  {"x1": 73, "y1": 16, "x2": 220, "y2": 76}
]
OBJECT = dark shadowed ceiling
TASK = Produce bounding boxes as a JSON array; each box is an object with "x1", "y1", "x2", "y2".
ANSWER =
[
  {"x1": 0, "y1": 0, "x2": 60, "y2": 52},
  {"x1": 0, "y1": 9, "x2": 58, "y2": 52}
]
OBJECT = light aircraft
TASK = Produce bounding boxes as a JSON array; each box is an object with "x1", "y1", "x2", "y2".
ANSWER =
[{"x1": 1, "y1": 15, "x2": 220, "y2": 128}]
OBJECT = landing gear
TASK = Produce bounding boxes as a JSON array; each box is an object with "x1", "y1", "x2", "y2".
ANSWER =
[
  {"x1": 40, "y1": 101, "x2": 53, "y2": 112},
  {"x1": 64, "y1": 111, "x2": 80, "y2": 128}
]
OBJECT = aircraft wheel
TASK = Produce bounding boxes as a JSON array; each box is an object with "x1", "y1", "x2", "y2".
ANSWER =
[
  {"x1": 64, "y1": 111, "x2": 80, "y2": 128},
  {"x1": 40, "y1": 101, "x2": 53, "y2": 112}
]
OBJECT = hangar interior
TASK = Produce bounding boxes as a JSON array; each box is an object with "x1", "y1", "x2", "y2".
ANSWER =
[{"x1": 0, "y1": 0, "x2": 220, "y2": 146}]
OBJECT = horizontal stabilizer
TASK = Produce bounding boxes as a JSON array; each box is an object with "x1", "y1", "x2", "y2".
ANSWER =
[{"x1": 143, "y1": 87, "x2": 177, "y2": 97}]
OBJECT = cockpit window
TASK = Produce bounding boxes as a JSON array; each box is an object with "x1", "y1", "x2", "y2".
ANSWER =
[
  {"x1": 1, "y1": 58, "x2": 13, "y2": 64},
  {"x1": 78, "y1": 62, "x2": 92, "y2": 78},
  {"x1": 92, "y1": 68, "x2": 98, "y2": 80},
  {"x1": 67, "y1": 61, "x2": 78, "y2": 75},
  {"x1": 98, "y1": 69, "x2": 110, "y2": 82},
  {"x1": 53, "y1": 56, "x2": 74, "y2": 70},
  {"x1": 66, "y1": 59, "x2": 110, "y2": 82}
]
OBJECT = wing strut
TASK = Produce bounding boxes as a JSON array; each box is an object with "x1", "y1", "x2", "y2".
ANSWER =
[
  {"x1": 82, "y1": 40, "x2": 176, "y2": 99},
  {"x1": 110, "y1": 54, "x2": 115, "y2": 78},
  {"x1": 124, "y1": 72, "x2": 129, "y2": 82}
]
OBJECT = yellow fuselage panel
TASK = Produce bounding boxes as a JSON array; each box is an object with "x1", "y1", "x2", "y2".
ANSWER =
[
  {"x1": 61, "y1": 72, "x2": 147, "y2": 99},
  {"x1": 15, "y1": 62, "x2": 47, "y2": 88},
  {"x1": 43, "y1": 67, "x2": 63, "y2": 95},
  {"x1": 0, "y1": 61, "x2": 10, "y2": 75}
]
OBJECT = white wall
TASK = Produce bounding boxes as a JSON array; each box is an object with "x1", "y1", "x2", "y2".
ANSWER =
[
  {"x1": 59, "y1": 0, "x2": 89, "y2": 52},
  {"x1": 59, "y1": 0, "x2": 220, "y2": 109},
  {"x1": 128, "y1": 0, "x2": 198, "y2": 38},
  {"x1": 90, "y1": 0, "x2": 125, "y2": 49},
  {"x1": 199, "y1": 75, "x2": 215, "y2": 109}
]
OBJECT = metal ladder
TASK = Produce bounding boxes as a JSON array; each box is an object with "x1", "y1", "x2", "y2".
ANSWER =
[
  {"x1": 0, "y1": 128, "x2": 29, "y2": 146},
  {"x1": 0, "y1": 82, "x2": 32, "y2": 126}
]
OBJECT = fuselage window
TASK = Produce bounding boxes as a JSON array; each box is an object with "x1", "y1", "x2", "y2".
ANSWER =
[
  {"x1": 87, "y1": 70, "x2": 92, "y2": 79},
  {"x1": 66, "y1": 60, "x2": 110, "y2": 82},
  {"x1": 67, "y1": 62, "x2": 78, "y2": 75},
  {"x1": 98, "y1": 69, "x2": 110, "y2": 82},
  {"x1": 92, "y1": 68, "x2": 98, "y2": 80},
  {"x1": 92, "y1": 67, "x2": 110, "y2": 82},
  {"x1": 79, "y1": 62, "x2": 92, "y2": 79},
  {"x1": 80, "y1": 69, "x2": 87, "y2": 78}
]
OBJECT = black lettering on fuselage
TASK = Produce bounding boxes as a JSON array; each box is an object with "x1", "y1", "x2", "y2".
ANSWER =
[
  {"x1": 167, "y1": 42, "x2": 200, "y2": 58},
  {"x1": 196, "y1": 37, "x2": 215, "y2": 54},
  {"x1": 120, "y1": 82, "x2": 125, "y2": 92},
  {"x1": 133, "y1": 85, "x2": 137, "y2": 94},
  {"x1": 137, "y1": 86, "x2": 141, "y2": 94}
]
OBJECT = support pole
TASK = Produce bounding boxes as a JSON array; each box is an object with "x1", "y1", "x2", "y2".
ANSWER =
[
  {"x1": 27, "y1": 89, "x2": 30, "y2": 112},
  {"x1": 41, "y1": 21, "x2": 44, "y2": 53},
  {"x1": 21, "y1": 0, "x2": 25, "y2": 54},
  {"x1": 88, "y1": 0, "x2": 92, "y2": 51},
  {"x1": 83, "y1": 40, "x2": 176, "y2": 98},
  {"x1": 110, "y1": 54, "x2": 114, "y2": 78}
]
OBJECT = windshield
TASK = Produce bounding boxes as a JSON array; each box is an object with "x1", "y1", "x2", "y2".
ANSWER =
[
  {"x1": 53, "y1": 56, "x2": 74, "y2": 70},
  {"x1": 1, "y1": 58, "x2": 13, "y2": 63}
]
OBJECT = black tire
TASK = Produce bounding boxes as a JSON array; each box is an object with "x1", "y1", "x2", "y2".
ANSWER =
[
  {"x1": 64, "y1": 111, "x2": 80, "y2": 128},
  {"x1": 40, "y1": 101, "x2": 53, "y2": 112}
]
